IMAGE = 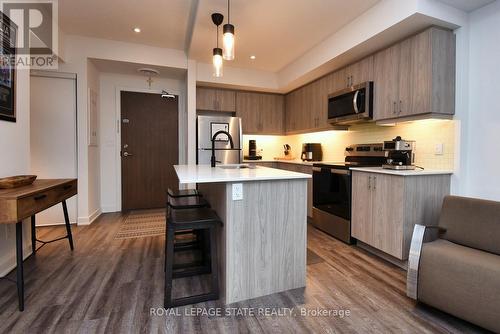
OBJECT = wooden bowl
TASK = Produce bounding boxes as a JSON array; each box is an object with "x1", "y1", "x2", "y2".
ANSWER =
[{"x1": 0, "y1": 175, "x2": 37, "y2": 189}]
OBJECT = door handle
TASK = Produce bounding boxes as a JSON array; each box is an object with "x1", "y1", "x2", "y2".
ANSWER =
[
  {"x1": 368, "y1": 176, "x2": 371, "y2": 190},
  {"x1": 123, "y1": 152, "x2": 133, "y2": 157},
  {"x1": 353, "y1": 90, "x2": 360, "y2": 114}
]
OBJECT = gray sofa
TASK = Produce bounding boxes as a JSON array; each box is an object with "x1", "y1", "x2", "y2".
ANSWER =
[{"x1": 407, "y1": 195, "x2": 500, "y2": 333}]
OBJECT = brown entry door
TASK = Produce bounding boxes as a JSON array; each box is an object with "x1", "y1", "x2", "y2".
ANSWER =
[{"x1": 121, "y1": 91, "x2": 178, "y2": 211}]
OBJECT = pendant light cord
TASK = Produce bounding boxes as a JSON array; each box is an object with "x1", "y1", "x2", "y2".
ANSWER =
[{"x1": 228, "y1": 0, "x2": 230, "y2": 23}]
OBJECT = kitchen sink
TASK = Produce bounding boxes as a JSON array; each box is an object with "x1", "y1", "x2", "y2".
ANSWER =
[{"x1": 218, "y1": 164, "x2": 255, "y2": 170}]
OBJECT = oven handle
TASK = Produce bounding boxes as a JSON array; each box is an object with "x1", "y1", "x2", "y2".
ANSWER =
[{"x1": 312, "y1": 167, "x2": 350, "y2": 175}]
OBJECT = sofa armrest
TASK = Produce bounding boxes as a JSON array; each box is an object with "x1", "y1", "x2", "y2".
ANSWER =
[{"x1": 406, "y1": 225, "x2": 446, "y2": 299}]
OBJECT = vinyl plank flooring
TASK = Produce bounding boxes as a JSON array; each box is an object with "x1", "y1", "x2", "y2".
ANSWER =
[{"x1": 0, "y1": 212, "x2": 489, "y2": 334}]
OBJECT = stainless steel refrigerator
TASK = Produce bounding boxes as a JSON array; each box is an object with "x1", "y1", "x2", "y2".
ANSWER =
[{"x1": 197, "y1": 115, "x2": 242, "y2": 165}]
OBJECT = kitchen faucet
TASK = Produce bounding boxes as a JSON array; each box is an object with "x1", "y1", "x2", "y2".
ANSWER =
[{"x1": 211, "y1": 130, "x2": 234, "y2": 167}]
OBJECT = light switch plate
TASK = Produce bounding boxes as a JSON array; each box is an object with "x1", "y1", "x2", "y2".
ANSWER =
[
  {"x1": 435, "y1": 143, "x2": 444, "y2": 155},
  {"x1": 232, "y1": 183, "x2": 243, "y2": 201}
]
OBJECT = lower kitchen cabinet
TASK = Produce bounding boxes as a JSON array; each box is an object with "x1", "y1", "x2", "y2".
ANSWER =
[{"x1": 351, "y1": 171, "x2": 450, "y2": 260}]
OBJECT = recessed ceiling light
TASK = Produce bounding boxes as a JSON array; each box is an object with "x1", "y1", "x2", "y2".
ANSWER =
[
  {"x1": 133, "y1": 27, "x2": 141, "y2": 33},
  {"x1": 250, "y1": 55, "x2": 256, "y2": 60}
]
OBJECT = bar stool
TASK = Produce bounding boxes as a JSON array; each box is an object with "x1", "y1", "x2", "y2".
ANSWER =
[
  {"x1": 167, "y1": 188, "x2": 202, "y2": 198},
  {"x1": 165, "y1": 190, "x2": 211, "y2": 272},
  {"x1": 164, "y1": 208, "x2": 221, "y2": 308}
]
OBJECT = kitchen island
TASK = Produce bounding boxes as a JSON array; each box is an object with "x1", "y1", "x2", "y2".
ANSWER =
[{"x1": 174, "y1": 164, "x2": 311, "y2": 304}]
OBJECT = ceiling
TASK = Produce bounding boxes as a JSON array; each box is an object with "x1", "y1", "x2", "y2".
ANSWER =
[
  {"x1": 189, "y1": 0, "x2": 380, "y2": 72},
  {"x1": 59, "y1": 0, "x2": 494, "y2": 76},
  {"x1": 90, "y1": 59, "x2": 187, "y2": 80},
  {"x1": 438, "y1": 0, "x2": 495, "y2": 12},
  {"x1": 59, "y1": 0, "x2": 196, "y2": 50}
]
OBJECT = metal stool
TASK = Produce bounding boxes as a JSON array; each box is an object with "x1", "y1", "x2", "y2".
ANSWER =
[{"x1": 164, "y1": 208, "x2": 221, "y2": 308}]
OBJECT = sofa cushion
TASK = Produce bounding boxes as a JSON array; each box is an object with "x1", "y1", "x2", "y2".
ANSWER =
[
  {"x1": 439, "y1": 196, "x2": 500, "y2": 255},
  {"x1": 418, "y1": 239, "x2": 500, "y2": 333}
]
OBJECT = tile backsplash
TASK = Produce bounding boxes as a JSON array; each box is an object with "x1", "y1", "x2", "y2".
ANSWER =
[{"x1": 243, "y1": 119, "x2": 457, "y2": 170}]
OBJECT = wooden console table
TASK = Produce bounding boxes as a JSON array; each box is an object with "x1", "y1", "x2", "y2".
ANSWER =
[{"x1": 0, "y1": 179, "x2": 77, "y2": 311}]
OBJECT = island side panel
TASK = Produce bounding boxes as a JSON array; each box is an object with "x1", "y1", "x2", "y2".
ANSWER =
[{"x1": 224, "y1": 179, "x2": 307, "y2": 304}]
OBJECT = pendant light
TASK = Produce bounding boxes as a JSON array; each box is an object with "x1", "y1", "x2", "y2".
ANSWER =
[
  {"x1": 223, "y1": 0, "x2": 235, "y2": 60},
  {"x1": 211, "y1": 13, "x2": 224, "y2": 77}
]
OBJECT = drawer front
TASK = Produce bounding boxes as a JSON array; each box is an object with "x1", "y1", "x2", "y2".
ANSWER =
[{"x1": 17, "y1": 180, "x2": 77, "y2": 220}]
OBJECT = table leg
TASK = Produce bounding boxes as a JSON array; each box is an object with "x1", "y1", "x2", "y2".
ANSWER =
[
  {"x1": 31, "y1": 215, "x2": 36, "y2": 254},
  {"x1": 16, "y1": 222, "x2": 24, "y2": 311},
  {"x1": 62, "y1": 200, "x2": 74, "y2": 251}
]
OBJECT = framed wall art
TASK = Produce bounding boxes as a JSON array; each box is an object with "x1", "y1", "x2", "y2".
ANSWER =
[{"x1": 0, "y1": 11, "x2": 17, "y2": 122}]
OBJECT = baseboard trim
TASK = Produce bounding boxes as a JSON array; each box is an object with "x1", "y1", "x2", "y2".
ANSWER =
[
  {"x1": 101, "y1": 205, "x2": 118, "y2": 213},
  {"x1": 36, "y1": 221, "x2": 77, "y2": 227},
  {"x1": 356, "y1": 241, "x2": 408, "y2": 270},
  {"x1": 77, "y1": 208, "x2": 102, "y2": 226}
]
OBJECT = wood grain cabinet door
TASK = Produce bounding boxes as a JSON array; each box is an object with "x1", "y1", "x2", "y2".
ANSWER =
[
  {"x1": 260, "y1": 93, "x2": 284, "y2": 134},
  {"x1": 236, "y1": 91, "x2": 261, "y2": 133},
  {"x1": 346, "y1": 56, "x2": 374, "y2": 86},
  {"x1": 216, "y1": 89, "x2": 236, "y2": 112},
  {"x1": 351, "y1": 172, "x2": 374, "y2": 245},
  {"x1": 397, "y1": 38, "x2": 412, "y2": 118},
  {"x1": 373, "y1": 44, "x2": 401, "y2": 120},
  {"x1": 196, "y1": 87, "x2": 217, "y2": 111},
  {"x1": 371, "y1": 174, "x2": 405, "y2": 259}
]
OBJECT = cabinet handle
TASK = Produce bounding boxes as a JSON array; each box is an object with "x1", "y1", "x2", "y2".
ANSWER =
[
  {"x1": 63, "y1": 184, "x2": 72, "y2": 190},
  {"x1": 393, "y1": 102, "x2": 397, "y2": 114},
  {"x1": 350, "y1": 75, "x2": 353, "y2": 86},
  {"x1": 399, "y1": 100, "x2": 402, "y2": 115},
  {"x1": 368, "y1": 176, "x2": 371, "y2": 190},
  {"x1": 34, "y1": 194, "x2": 47, "y2": 201},
  {"x1": 373, "y1": 176, "x2": 377, "y2": 190}
]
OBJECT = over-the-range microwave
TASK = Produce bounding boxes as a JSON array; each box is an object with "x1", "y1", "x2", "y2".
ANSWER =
[{"x1": 327, "y1": 81, "x2": 373, "y2": 125}]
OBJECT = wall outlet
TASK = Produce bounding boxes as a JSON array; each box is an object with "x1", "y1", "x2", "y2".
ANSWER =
[
  {"x1": 232, "y1": 183, "x2": 243, "y2": 201},
  {"x1": 435, "y1": 143, "x2": 444, "y2": 155}
]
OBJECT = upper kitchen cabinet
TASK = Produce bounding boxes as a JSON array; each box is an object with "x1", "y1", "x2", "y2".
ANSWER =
[
  {"x1": 236, "y1": 91, "x2": 284, "y2": 135},
  {"x1": 373, "y1": 27, "x2": 455, "y2": 121},
  {"x1": 285, "y1": 76, "x2": 335, "y2": 134},
  {"x1": 344, "y1": 56, "x2": 374, "y2": 88},
  {"x1": 196, "y1": 87, "x2": 236, "y2": 112}
]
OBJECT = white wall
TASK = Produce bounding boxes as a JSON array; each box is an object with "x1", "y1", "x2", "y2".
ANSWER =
[
  {"x1": 86, "y1": 60, "x2": 101, "y2": 223},
  {"x1": 30, "y1": 74, "x2": 78, "y2": 225},
  {"x1": 0, "y1": 68, "x2": 32, "y2": 276},
  {"x1": 461, "y1": 1, "x2": 500, "y2": 201},
  {"x1": 99, "y1": 72, "x2": 186, "y2": 212},
  {"x1": 55, "y1": 34, "x2": 189, "y2": 223}
]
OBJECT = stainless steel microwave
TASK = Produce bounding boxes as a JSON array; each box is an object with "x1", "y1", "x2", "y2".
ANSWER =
[{"x1": 327, "y1": 81, "x2": 373, "y2": 125}]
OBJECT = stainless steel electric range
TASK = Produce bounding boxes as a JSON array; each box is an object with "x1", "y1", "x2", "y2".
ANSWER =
[{"x1": 312, "y1": 143, "x2": 386, "y2": 244}]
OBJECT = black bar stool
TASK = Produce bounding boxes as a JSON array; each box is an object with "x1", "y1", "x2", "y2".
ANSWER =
[
  {"x1": 164, "y1": 208, "x2": 221, "y2": 308},
  {"x1": 167, "y1": 188, "x2": 201, "y2": 198},
  {"x1": 165, "y1": 190, "x2": 211, "y2": 270}
]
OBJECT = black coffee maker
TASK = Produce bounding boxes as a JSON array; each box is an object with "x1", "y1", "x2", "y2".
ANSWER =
[
  {"x1": 301, "y1": 143, "x2": 322, "y2": 161},
  {"x1": 244, "y1": 140, "x2": 262, "y2": 160},
  {"x1": 382, "y1": 136, "x2": 416, "y2": 170}
]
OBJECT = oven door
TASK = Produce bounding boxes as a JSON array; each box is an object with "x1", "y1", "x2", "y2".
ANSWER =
[{"x1": 312, "y1": 167, "x2": 351, "y2": 220}]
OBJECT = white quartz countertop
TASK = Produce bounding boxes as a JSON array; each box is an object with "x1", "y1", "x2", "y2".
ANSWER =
[
  {"x1": 174, "y1": 164, "x2": 312, "y2": 184},
  {"x1": 349, "y1": 167, "x2": 453, "y2": 176}
]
